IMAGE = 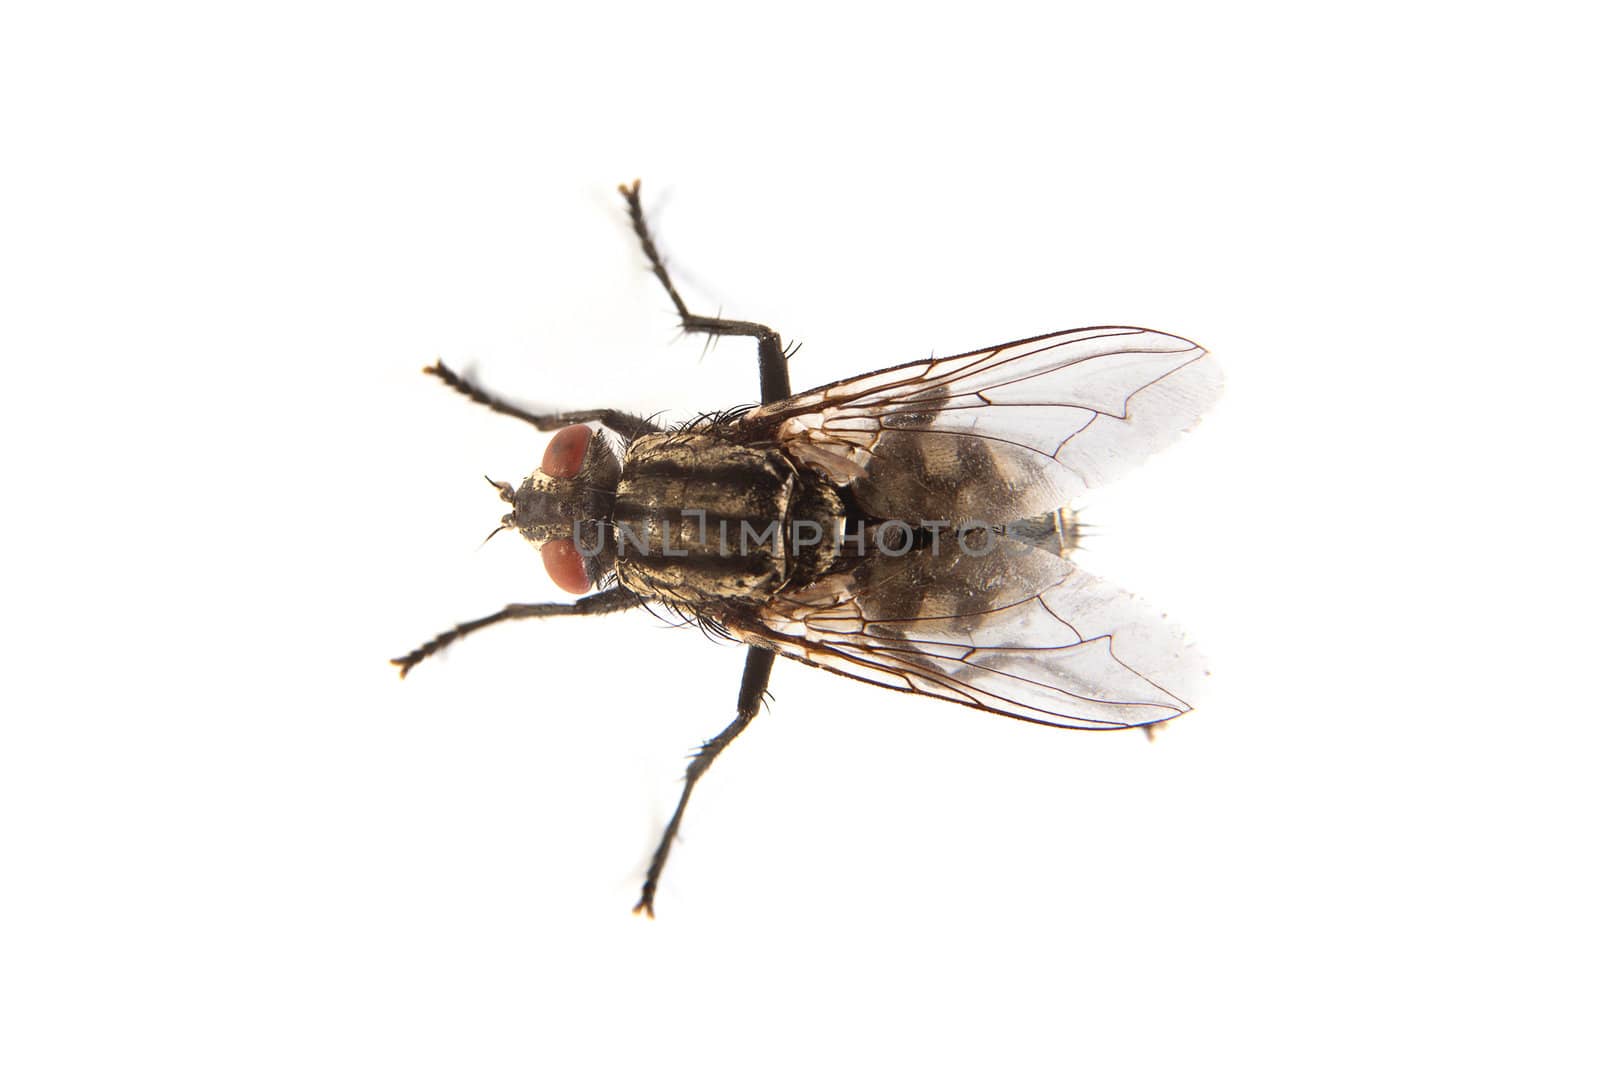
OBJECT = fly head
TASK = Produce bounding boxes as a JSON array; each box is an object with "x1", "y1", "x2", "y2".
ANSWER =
[{"x1": 495, "y1": 424, "x2": 621, "y2": 594}]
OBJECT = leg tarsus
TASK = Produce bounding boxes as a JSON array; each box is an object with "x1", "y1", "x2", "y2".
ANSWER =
[
  {"x1": 633, "y1": 647, "x2": 775, "y2": 916},
  {"x1": 617, "y1": 181, "x2": 793, "y2": 404}
]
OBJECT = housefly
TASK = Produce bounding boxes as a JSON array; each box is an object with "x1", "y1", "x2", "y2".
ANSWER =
[{"x1": 393, "y1": 181, "x2": 1221, "y2": 915}]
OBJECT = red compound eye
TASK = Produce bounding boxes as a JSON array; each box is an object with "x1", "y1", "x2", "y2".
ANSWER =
[
  {"x1": 541, "y1": 538, "x2": 592, "y2": 594},
  {"x1": 540, "y1": 424, "x2": 592, "y2": 478}
]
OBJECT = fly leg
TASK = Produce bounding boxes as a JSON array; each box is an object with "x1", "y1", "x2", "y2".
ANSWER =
[
  {"x1": 634, "y1": 647, "x2": 775, "y2": 917},
  {"x1": 391, "y1": 585, "x2": 641, "y2": 678},
  {"x1": 617, "y1": 180, "x2": 793, "y2": 404},
  {"x1": 423, "y1": 360, "x2": 661, "y2": 443}
]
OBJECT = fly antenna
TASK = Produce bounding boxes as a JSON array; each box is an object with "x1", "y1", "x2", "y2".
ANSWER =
[{"x1": 484, "y1": 475, "x2": 515, "y2": 503}]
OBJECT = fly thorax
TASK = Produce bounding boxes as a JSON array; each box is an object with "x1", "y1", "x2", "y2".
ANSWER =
[{"x1": 611, "y1": 435, "x2": 808, "y2": 606}]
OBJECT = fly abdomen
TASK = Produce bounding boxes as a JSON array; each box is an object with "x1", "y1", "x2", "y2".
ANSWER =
[{"x1": 1005, "y1": 508, "x2": 1080, "y2": 558}]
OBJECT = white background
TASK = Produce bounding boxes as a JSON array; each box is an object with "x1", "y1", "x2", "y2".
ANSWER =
[{"x1": 3, "y1": 2, "x2": 1595, "y2": 1063}]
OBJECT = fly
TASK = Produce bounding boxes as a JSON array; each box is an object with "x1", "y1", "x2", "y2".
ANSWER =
[{"x1": 393, "y1": 181, "x2": 1222, "y2": 915}]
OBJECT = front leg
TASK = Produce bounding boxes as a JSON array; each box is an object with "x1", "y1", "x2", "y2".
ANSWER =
[
  {"x1": 423, "y1": 361, "x2": 661, "y2": 444},
  {"x1": 618, "y1": 180, "x2": 793, "y2": 404},
  {"x1": 391, "y1": 585, "x2": 641, "y2": 678}
]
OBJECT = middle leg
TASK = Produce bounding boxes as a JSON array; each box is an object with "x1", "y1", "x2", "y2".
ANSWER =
[
  {"x1": 617, "y1": 180, "x2": 793, "y2": 404},
  {"x1": 634, "y1": 646, "x2": 775, "y2": 916}
]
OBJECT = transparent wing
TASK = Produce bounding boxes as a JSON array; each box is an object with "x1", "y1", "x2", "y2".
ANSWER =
[
  {"x1": 745, "y1": 326, "x2": 1220, "y2": 525},
  {"x1": 730, "y1": 542, "x2": 1204, "y2": 729}
]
